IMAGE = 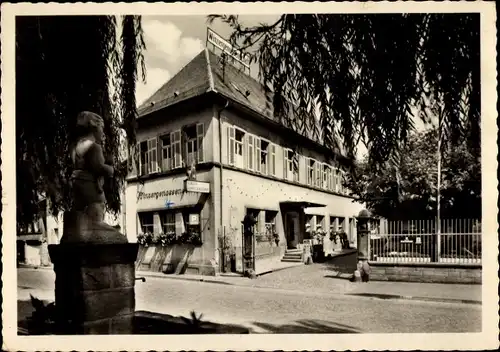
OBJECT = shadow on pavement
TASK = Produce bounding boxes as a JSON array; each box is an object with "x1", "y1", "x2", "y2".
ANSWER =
[
  {"x1": 18, "y1": 299, "x2": 250, "y2": 334},
  {"x1": 19, "y1": 296, "x2": 360, "y2": 335},
  {"x1": 251, "y1": 319, "x2": 361, "y2": 333}
]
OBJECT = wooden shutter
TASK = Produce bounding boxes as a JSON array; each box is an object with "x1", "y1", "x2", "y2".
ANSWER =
[
  {"x1": 138, "y1": 142, "x2": 143, "y2": 176},
  {"x1": 255, "y1": 137, "x2": 261, "y2": 173},
  {"x1": 197, "y1": 123, "x2": 204, "y2": 163},
  {"x1": 173, "y1": 130, "x2": 182, "y2": 168},
  {"x1": 270, "y1": 144, "x2": 276, "y2": 176},
  {"x1": 227, "y1": 126, "x2": 235, "y2": 165},
  {"x1": 248, "y1": 135, "x2": 254, "y2": 170}
]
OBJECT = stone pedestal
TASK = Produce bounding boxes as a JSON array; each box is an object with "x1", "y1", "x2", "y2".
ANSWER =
[{"x1": 48, "y1": 243, "x2": 139, "y2": 334}]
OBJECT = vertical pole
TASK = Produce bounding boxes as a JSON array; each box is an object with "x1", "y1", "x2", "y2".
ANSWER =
[
  {"x1": 223, "y1": 226, "x2": 226, "y2": 272},
  {"x1": 436, "y1": 111, "x2": 442, "y2": 263}
]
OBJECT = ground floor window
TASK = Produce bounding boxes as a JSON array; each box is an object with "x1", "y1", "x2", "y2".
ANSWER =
[
  {"x1": 180, "y1": 211, "x2": 202, "y2": 245},
  {"x1": 138, "y1": 212, "x2": 154, "y2": 234},
  {"x1": 159, "y1": 211, "x2": 176, "y2": 234},
  {"x1": 264, "y1": 211, "x2": 278, "y2": 236}
]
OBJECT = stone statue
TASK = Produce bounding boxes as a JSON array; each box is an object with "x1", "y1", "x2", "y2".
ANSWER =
[{"x1": 60, "y1": 111, "x2": 127, "y2": 244}]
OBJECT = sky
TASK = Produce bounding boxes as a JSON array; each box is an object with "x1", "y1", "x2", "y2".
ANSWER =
[
  {"x1": 135, "y1": 15, "x2": 279, "y2": 105},
  {"x1": 136, "y1": 15, "x2": 432, "y2": 160}
]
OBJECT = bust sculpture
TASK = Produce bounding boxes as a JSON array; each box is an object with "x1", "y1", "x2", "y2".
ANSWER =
[{"x1": 60, "y1": 111, "x2": 127, "y2": 244}]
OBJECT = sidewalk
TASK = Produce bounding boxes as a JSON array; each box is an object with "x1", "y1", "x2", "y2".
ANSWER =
[{"x1": 137, "y1": 264, "x2": 482, "y2": 305}]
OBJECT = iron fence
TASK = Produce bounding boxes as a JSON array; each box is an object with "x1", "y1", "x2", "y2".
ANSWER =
[{"x1": 370, "y1": 219, "x2": 481, "y2": 264}]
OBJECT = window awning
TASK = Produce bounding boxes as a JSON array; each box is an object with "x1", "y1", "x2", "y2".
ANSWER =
[{"x1": 280, "y1": 201, "x2": 327, "y2": 208}]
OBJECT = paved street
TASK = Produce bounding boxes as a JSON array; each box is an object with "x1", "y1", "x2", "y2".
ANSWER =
[{"x1": 18, "y1": 268, "x2": 481, "y2": 333}]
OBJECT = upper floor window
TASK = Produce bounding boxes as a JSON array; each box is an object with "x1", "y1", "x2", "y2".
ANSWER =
[
  {"x1": 228, "y1": 126, "x2": 245, "y2": 168},
  {"x1": 314, "y1": 161, "x2": 322, "y2": 188},
  {"x1": 339, "y1": 169, "x2": 347, "y2": 194},
  {"x1": 139, "y1": 138, "x2": 159, "y2": 176},
  {"x1": 183, "y1": 124, "x2": 205, "y2": 167},
  {"x1": 323, "y1": 164, "x2": 332, "y2": 190},
  {"x1": 333, "y1": 168, "x2": 341, "y2": 193},
  {"x1": 254, "y1": 138, "x2": 276, "y2": 176},
  {"x1": 139, "y1": 123, "x2": 204, "y2": 176},
  {"x1": 284, "y1": 149, "x2": 299, "y2": 182},
  {"x1": 306, "y1": 158, "x2": 316, "y2": 186}
]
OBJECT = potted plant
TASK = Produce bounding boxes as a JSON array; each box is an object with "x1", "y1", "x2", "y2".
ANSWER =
[
  {"x1": 137, "y1": 231, "x2": 154, "y2": 247},
  {"x1": 179, "y1": 231, "x2": 202, "y2": 246},
  {"x1": 156, "y1": 232, "x2": 177, "y2": 247}
]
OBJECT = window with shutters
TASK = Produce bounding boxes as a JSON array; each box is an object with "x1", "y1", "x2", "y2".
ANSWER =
[
  {"x1": 329, "y1": 166, "x2": 335, "y2": 190},
  {"x1": 184, "y1": 125, "x2": 198, "y2": 167},
  {"x1": 339, "y1": 169, "x2": 347, "y2": 194},
  {"x1": 160, "y1": 134, "x2": 173, "y2": 171},
  {"x1": 235, "y1": 129, "x2": 245, "y2": 168},
  {"x1": 314, "y1": 161, "x2": 322, "y2": 187},
  {"x1": 256, "y1": 139, "x2": 272, "y2": 175},
  {"x1": 284, "y1": 149, "x2": 299, "y2": 182},
  {"x1": 139, "y1": 138, "x2": 159, "y2": 175},
  {"x1": 306, "y1": 158, "x2": 316, "y2": 186},
  {"x1": 172, "y1": 130, "x2": 182, "y2": 168},
  {"x1": 227, "y1": 125, "x2": 245, "y2": 168},
  {"x1": 333, "y1": 168, "x2": 341, "y2": 192},
  {"x1": 322, "y1": 164, "x2": 331, "y2": 190},
  {"x1": 138, "y1": 212, "x2": 154, "y2": 234},
  {"x1": 159, "y1": 211, "x2": 176, "y2": 234}
]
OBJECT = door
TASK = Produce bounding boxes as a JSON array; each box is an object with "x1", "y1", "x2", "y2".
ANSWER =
[{"x1": 285, "y1": 212, "x2": 299, "y2": 249}]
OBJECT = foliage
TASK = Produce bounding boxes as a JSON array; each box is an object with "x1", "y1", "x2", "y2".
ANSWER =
[
  {"x1": 180, "y1": 311, "x2": 205, "y2": 330},
  {"x1": 344, "y1": 128, "x2": 481, "y2": 219},
  {"x1": 16, "y1": 16, "x2": 146, "y2": 226},
  {"x1": 208, "y1": 14, "x2": 480, "y2": 167},
  {"x1": 137, "y1": 232, "x2": 154, "y2": 246},
  {"x1": 155, "y1": 232, "x2": 177, "y2": 247},
  {"x1": 179, "y1": 231, "x2": 203, "y2": 246},
  {"x1": 26, "y1": 295, "x2": 57, "y2": 335}
]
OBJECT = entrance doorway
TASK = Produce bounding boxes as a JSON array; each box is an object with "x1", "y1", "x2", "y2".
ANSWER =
[{"x1": 284, "y1": 212, "x2": 299, "y2": 249}]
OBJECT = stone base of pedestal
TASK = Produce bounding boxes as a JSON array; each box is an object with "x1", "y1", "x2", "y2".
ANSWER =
[{"x1": 48, "y1": 243, "x2": 139, "y2": 334}]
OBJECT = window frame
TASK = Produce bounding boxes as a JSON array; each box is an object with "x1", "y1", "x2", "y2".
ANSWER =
[
  {"x1": 138, "y1": 137, "x2": 159, "y2": 176},
  {"x1": 284, "y1": 148, "x2": 299, "y2": 182},
  {"x1": 138, "y1": 212, "x2": 154, "y2": 234},
  {"x1": 160, "y1": 211, "x2": 176, "y2": 234}
]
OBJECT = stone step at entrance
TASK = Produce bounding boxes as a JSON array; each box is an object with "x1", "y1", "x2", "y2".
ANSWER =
[{"x1": 281, "y1": 248, "x2": 304, "y2": 263}]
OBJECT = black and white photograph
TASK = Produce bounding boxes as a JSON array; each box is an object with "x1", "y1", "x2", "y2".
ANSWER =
[{"x1": 1, "y1": 2, "x2": 498, "y2": 351}]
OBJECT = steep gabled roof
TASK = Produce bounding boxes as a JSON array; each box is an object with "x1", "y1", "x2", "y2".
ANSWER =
[
  {"x1": 138, "y1": 50, "x2": 211, "y2": 116},
  {"x1": 138, "y1": 48, "x2": 274, "y2": 121},
  {"x1": 137, "y1": 48, "x2": 346, "y2": 159}
]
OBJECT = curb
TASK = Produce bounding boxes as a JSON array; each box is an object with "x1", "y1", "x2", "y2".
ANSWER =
[
  {"x1": 137, "y1": 271, "x2": 233, "y2": 286},
  {"x1": 346, "y1": 293, "x2": 482, "y2": 305},
  {"x1": 18, "y1": 265, "x2": 53, "y2": 270}
]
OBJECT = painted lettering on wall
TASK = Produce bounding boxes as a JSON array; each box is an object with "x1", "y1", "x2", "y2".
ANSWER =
[{"x1": 137, "y1": 189, "x2": 184, "y2": 200}]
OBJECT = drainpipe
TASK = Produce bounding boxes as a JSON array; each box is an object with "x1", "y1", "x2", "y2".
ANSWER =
[{"x1": 217, "y1": 100, "x2": 230, "y2": 267}]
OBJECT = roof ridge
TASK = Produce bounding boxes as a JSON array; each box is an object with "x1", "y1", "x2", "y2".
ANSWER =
[{"x1": 204, "y1": 48, "x2": 215, "y2": 92}]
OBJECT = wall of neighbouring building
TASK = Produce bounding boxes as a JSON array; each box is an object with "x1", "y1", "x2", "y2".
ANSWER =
[{"x1": 368, "y1": 262, "x2": 482, "y2": 284}]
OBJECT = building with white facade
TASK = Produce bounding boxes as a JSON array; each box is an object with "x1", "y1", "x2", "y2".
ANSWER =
[{"x1": 126, "y1": 44, "x2": 365, "y2": 276}]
